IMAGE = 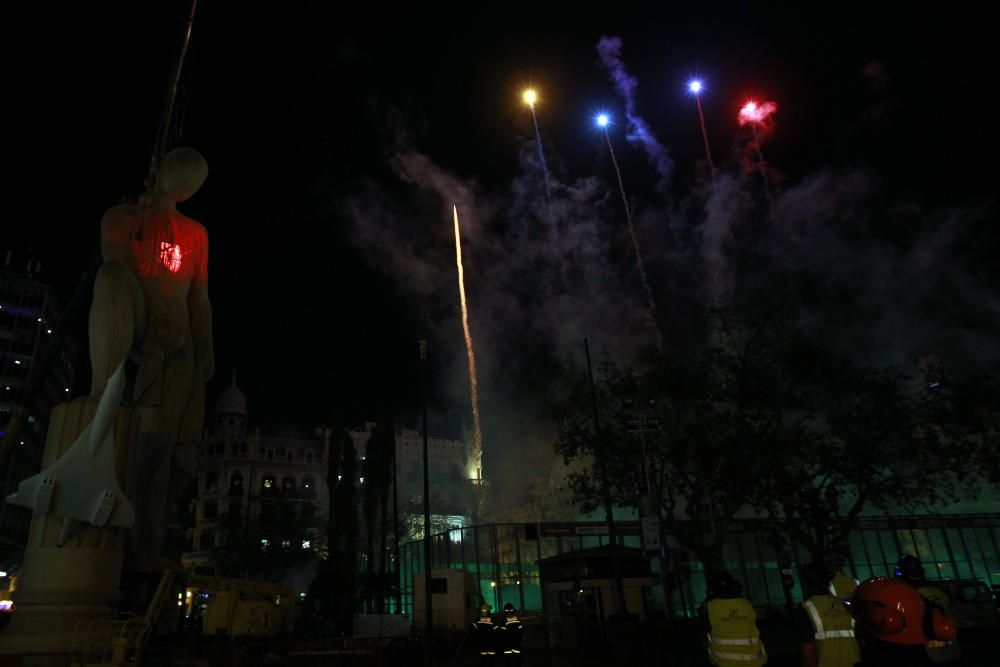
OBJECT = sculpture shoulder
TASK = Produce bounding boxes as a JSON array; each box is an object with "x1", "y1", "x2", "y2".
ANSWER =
[
  {"x1": 100, "y1": 203, "x2": 141, "y2": 232},
  {"x1": 178, "y1": 213, "x2": 209, "y2": 243}
]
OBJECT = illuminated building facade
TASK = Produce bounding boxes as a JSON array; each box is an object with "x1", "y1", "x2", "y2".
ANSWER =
[
  {"x1": 0, "y1": 254, "x2": 76, "y2": 554},
  {"x1": 348, "y1": 422, "x2": 483, "y2": 537}
]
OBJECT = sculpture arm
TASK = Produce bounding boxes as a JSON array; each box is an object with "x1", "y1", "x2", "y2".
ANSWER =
[{"x1": 189, "y1": 227, "x2": 214, "y2": 380}]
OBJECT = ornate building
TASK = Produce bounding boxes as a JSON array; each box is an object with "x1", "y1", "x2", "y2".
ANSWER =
[{"x1": 182, "y1": 374, "x2": 328, "y2": 575}]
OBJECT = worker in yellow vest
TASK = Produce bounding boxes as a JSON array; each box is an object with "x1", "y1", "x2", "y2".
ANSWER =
[
  {"x1": 823, "y1": 547, "x2": 858, "y2": 601},
  {"x1": 700, "y1": 571, "x2": 767, "y2": 666},
  {"x1": 895, "y1": 554, "x2": 961, "y2": 664},
  {"x1": 796, "y1": 561, "x2": 860, "y2": 667}
]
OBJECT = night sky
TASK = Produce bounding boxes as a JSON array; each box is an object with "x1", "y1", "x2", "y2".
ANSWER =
[{"x1": 4, "y1": 3, "x2": 998, "y2": 497}]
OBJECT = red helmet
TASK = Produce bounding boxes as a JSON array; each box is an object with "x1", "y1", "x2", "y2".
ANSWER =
[{"x1": 849, "y1": 577, "x2": 957, "y2": 645}]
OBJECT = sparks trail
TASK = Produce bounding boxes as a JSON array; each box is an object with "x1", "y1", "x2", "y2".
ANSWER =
[
  {"x1": 523, "y1": 90, "x2": 552, "y2": 208},
  {"x1": 688, "y1": 80, "x2": 715, "y2": 181},
  {"x1": 738, "y1": 100, "x2": 777, "y2": 211},
  {"x1": 599, "y1": 117, "x2": 664, "y2": 353},
  {"x1": 452, "y1": 205, "x2": 483, "y2": 465}
]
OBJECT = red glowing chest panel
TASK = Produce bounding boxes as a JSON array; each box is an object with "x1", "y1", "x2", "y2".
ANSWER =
[
  {"x1": 159, "y1": 242, "x2": 183, "y2": 272},
  {"x1": 129, "y1": 212, "x2": 205, "y2": 281}
]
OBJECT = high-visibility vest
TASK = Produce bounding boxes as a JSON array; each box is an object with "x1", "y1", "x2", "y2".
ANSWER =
[
  {"x1": 499, "y1": 614, "x2": 523, "y2": 655},
  {"x1": 801, "y1": 594, "x2": 861, "y2": 667},
  {"x1": 828, "y1": 573, "x2": 858, "y2": 601},
  {"x1": 917, "y1": 585, "x2": 961, "y2": 663},
  {"x1": 706, "y1": 597, "x2": 767, "y2": 666},
  {"x1": 473, "y1": 617, "x2": 496, "y2": 655}
]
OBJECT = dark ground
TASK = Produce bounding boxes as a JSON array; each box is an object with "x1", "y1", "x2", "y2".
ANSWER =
[{"x1": 137, "y1": 618, "x2": 1000, "y2": 666}]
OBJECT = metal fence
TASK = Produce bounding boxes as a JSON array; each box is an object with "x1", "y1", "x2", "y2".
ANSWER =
[{"x1": 390, "y1": 514, "x2": 1000, "y2": 618}]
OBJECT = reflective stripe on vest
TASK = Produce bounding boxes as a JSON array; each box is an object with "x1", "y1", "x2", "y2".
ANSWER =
[
  {"x1": 710, "y1": 649, "x2": 763, "y2": 662},
  {"x1": 707, "y1": 633, "x2": 760, "y2": 646},
  {"x1": 803, "y1": 598, "x2": 856, "y2": 640}
]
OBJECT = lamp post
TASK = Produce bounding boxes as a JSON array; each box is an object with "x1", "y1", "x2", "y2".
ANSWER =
[
  {"x1": 419, "y1": 340, "x2": 434, "y2": 666},
  {"x1": 584, "y1": 338, "x2": 627, "y2": 616},
  {"x1": 624, "y1": 397, "x2": 673, "y2": 619}
]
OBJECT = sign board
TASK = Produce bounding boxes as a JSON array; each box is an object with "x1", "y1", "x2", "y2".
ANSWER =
[
  {"x1": 641, "y1": 515, "x2": 661, "y2": 557},
  {"x1": 538, "y1": 521, "x2": 641, "y2": 538}
]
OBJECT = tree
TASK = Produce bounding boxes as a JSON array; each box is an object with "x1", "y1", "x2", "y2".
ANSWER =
[
  {"x1": 360, "y1": 419, "x2": 395, "y2": 612},
  {"x1": 556, "y1": 308, "x2": 996, "y2": 576},
  {"x1": 556, "y1": 312, "x2": 801, "y2": 575},
  {"x1": 212, "y1": 492, "x2": 322, "y2": 581},
  {"x1": 310, "y1": 420, "x2": 358, "y2": 627}
]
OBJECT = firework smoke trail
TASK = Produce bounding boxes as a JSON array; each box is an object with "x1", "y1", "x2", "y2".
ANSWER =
[
  {"x1": 738, "y1": 100, "x2": 777, "y2": 208},
  {"x1": 601, "y1": 121, "x2": 665, "y2": 353},
  {"x1": 452, "y1": 204, "x2": 483, "y2": 466},
  {"x1": 523, "y1": 90, "x2": 552, "y2": 208},
  {"x1": 597, "y1": 36, "x2": 674, "y2": 187}
]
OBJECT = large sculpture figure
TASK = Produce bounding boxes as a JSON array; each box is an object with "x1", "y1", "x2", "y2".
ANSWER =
[
  {"x1": 0, "y1": 147, "x2": 214, "y2": 655},
  {"x1": 90, "y1": 146, "x2": 214, "y2": 565}
]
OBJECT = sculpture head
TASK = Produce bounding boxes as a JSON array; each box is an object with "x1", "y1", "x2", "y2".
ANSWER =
[{"x1": 154, "y1": 147, "x2": 208, "y2": 203}]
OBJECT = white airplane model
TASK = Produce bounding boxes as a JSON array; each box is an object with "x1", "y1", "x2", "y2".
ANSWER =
[{"x1": 7, "y1": 361, "x2": 134, "y2": 546}]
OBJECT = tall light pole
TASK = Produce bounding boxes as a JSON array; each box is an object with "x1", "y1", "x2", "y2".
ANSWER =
[
  {"x1": 391, "y1": 417, "x2": 401, "y2": 614},
  {"x1": 419, "y1": 340, "x2": 434, "y2": 666},
  {"x1": 624, "y1": 397, "x2": 673, "y2": 619},
  {"x1": 584, "y1": 338, "x2": 627, "y2": 616}
]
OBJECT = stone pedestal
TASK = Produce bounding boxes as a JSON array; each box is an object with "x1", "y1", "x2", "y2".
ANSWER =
[{"x1": 0, "y1": 399, "x2": 136, "y2": 658}]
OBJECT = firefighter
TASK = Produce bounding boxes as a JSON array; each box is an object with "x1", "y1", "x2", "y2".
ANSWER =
[
  {"x1": 700, "y1": 571, "x2": 767, "y2": 667},
  {"x1": 498, "y1": 602, "x2": 523, "y2": 666},
  {"x1": 823, "y1": 547, "x2": 858, "y2": 601},
  {"x1": 850, "y1": 576, "x2": 957, "y2": 667},
  {"x1": 895, "y1": 554, "x2": 961, "y2": 664},
  {"x1": 472, "y1": 603, "x2": 497, "y2": 666},
  {"x1": 795, "y1": 561, "x2": 860, "y2": 667}
]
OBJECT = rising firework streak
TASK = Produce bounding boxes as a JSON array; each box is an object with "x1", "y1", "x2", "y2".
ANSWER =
[
  {"x1": 523, "y1": 89, "x2": 553, "y2": 210},
  {"x1": 596, "y1": 114, "x2": 664, "y2": 353},
  {"x1": 452, "y1": 205, "x2": 483, "y2": 467},
  {"x1": 688, "y1": 79, "x2": 716, "y2": 179}
]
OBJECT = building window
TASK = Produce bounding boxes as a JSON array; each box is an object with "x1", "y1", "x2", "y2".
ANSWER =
[
  {"x1": 301, "y1": 540, "x2": 311, "y2": 550},
  {"x1": 266, "y1": 448, "x2": 274, "y2": 461},
  {"x1": 262, "y1": 475, "x2": 277, "y2": 495},
  {"x1": 201, "y1": 531, "x2": 215, "y2": 549},
  {"x1": 260, "y1": 538, "x2": 269, "y2": 550},
  {"x1": 283, "y1": 476, "x2": 297, "y2": 496},
  {"x1": 286, "y1": 449, "x2": 294, "y2": 462},
  {"x1": 305, "y1": 451, "x2": 314, "y2": 464},
  {"x1": 205, "y1": 472, "x2": 217, "y2": 493},
  {"x1": 281, "y1": 540, "x2": 291, "y2": 549},
  {"x1": 203, "y1": 501, "x2": 218, "y2": 520},
  {"x1": 229, "y1": 472, "x2": 244, "y2": 496},
  {"x1": 301, "y1": 478, "x2": 316, "y2": 499}
]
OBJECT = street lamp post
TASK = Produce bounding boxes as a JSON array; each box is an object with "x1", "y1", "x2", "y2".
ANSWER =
[
  {"x1": 419, "y1": 340, "x2": 434, "y2": 666},
  {"x1": 584, "y1": 338, "x2": 627, "y2": 616},
  {"x1": 624, "y1": 397, "x2": 674, "y2": 619}
]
